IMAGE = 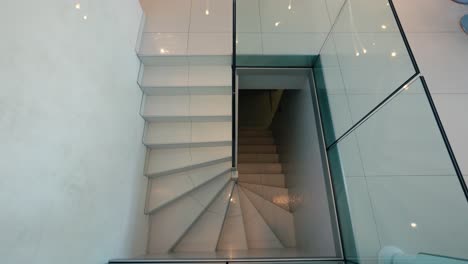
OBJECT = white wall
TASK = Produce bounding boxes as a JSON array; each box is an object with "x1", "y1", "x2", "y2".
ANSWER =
[
  {"x1": 0, "y1": 1, "x2": 148, "y2": 263},
  {"x1": 271, "y1": 74, "x2": 340, "y2": 257}
]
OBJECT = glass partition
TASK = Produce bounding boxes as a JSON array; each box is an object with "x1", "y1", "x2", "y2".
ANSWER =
[
  {"x1": 327, "y1": 77, "x2": 468, "y2": 263},
  {"x1": 235, "y1": 0, "x2": 345, "y2": 67},
  {"x1": 313, "y1": 0, "x2": 418, "y2": 145}
]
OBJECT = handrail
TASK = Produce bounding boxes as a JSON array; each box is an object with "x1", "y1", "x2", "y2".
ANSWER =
[{"x1": 420, "y1": 76, "x2": 468, "y2": 203}]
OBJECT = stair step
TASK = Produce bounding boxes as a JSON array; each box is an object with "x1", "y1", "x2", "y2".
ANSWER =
[
  {"x1": 140, "y1": 85, "x2": 231, "y2": 96},
  {"x1": 238, "y1": 163, "x2": 282, "y2": 174},
  {"x1": 238, "y1": 187, "x2": 284, "y2": 249},
  {"x1": 239, "y1": 130, "x2": 273, "y2": 137},
  {"x1": 145, "y1": 146, "x2": 231, "y2": 177},
  {"x1": 216, "y1": 185, "x2": 248, "y2": 251},
  {"x1": 138, "y1": 32, "x2": 231, "y2": 66},
  {"x1": 144, "y1": 121, "x2": 231, "y2": 149},
  {"x1": 238, "y1": 173, "x2": 286, "y2": 188},
  {"x1": 142, "y1": 94, "x2": 231, "y2": 122},
  {"x1": 239, "y1": 137, "x2": 275, "y2": 145},
  {"x1": 238, "y1": 145, "x2": 277, "y2": 154},
  {"x1": 146, "y1": 162, "x2": 232, "y2": 214},
  {"x1": 240, "y1": 187, "x2": 296, "y2": 248},
  {"x1": 239, "y1": 182, "x2": 290, "y2": 212},
  {"x1": 238, "y1": 153, "x2": 279, "y2": 163},
  {"x1": 139, "y1": 54, "x2": 231, "y2": 66},
  {"x1": 138, "y1": 65, "x2": 231, "y2": 93},
  {"x1": 174, "y1": 181, "x2": 235, "y2": 252},
  {"x1": 147, "y1": 172, "x2": 231, "y2": 254}
]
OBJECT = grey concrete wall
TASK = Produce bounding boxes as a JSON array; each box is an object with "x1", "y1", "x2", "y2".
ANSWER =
[{"x1": 0, "y1": 1, "x2": 148, "y2": 263}]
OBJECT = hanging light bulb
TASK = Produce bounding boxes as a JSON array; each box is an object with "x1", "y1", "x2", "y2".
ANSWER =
[{"x1": 288, "y1": 0, "x2": 292, "y2": 10}]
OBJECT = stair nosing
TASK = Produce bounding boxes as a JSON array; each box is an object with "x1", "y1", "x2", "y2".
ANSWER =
[
  {"x1": 214, "y1": 182, "x2": 237, "y2": 251},
  {"x1": 142, "y1": 115, "x2": 231, "y2": 122},
  {"x1": 145, "y1": 169, "x2": 232, "y2": 215},
  {"x1": 146, "y1": 156, "x2": 232, "y2": 178},
  {"x1": 145, "y1": 141, "x2": 232, "y2": 149}
]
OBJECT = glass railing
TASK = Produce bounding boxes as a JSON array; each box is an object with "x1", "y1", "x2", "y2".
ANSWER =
[
  {"x1": 313, "y1": 0, "x2": 419, "y2": 146},
  {"x1": 235, "y1": 0, "x2": 468, "y2": 263},
  {"x1": 325, "y1": 77, "x2": 468, "y2": 263},
  {"x1": 235, "y1": 0, "x2": 346, "y2": 67}
]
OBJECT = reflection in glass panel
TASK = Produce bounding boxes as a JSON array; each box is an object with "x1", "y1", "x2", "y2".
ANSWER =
[
  {"x1": 328, "y1": 78, "x2": 468, "y2": 263},
  {"x1": 314, "y1": 0, "x2": 418, "y2": 145},
  {"x1": 236, "y1": 0, "x2": 346, "y2": 67}
]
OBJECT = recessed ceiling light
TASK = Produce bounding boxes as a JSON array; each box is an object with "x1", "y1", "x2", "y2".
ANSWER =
[
  {"x1": 381, "y1": 24, "x2": 387, "y2": 29},
  {"x1": 83, "y1": 15, "x2": 87, "y2": 20},
  {"x1": 75, "y1": 3, "x2": 81, "y2": 9},
  {"x1": 275, "y1": 21, "x2": 281, "y2": 27}
]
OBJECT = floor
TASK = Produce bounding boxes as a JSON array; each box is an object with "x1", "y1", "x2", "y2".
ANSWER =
[{"x1": 393, "y1": 0, "x2": 468, "y2": 182}]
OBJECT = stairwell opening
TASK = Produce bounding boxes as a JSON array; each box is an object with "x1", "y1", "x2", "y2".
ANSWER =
[{"x1": 233, "y1": 68, "x2": 343, "y2": 259}]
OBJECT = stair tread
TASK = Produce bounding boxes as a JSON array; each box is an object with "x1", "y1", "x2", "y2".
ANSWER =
[
  {"x1": 144, "y1": 121, "x2": 231, "y2": 148},
  {"x1": 238, "y1": 145, "x2": 277, "y2": 154},
  {"x1": 238, "y1": 187, "x2": 284, "y2": 249},
  {"x1": 147, "y1": 173, "x2": 231, "y2": 254},
  {"x1": 142, "y1": 95, "x2": 231, "y2": 120},
  {"x1": 239, "y1": 186, "x2": 296, "y2": 248},
  {"x1": 139, "y1": 65, "x2": 231, "y2": 88},
  {"x1": 238, "y1": 153, "x2": 280, "y2": 163},
  {"x1": 239, "y1": 182, "x2": 290, "y2": 212},
  {"x1": 146, "y1": 162, "x2": 232, "y2": 214},
  {"x1": 238, "y1": 163, "x2": 282, "y2": 174},
  {"x1": 238, "y1": 173, "x2": 286, "y2": 188},
  {"x1": 217, "y1": 185, "x2": 249, "y2": 251},
  {"x1": 174, "y1": 181, "x2": 235, "y2": 252},
  {"x1": 146, "y1": 146, "x2": 232, "y2": 177}
]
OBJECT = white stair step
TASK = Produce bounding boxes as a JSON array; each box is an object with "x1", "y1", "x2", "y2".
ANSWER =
[
  {"x1": 238, "y1": 187, "x2": 284, "y2": 249},
  {"x1": 240, "y1": 187, "x2": 296, "y2": 248},
  {"x1": 138, "y1": 65, "x2": 231, "y2": 95},
  {"x1": 138, "y1": 54, "x2": 231, "y2": 66},
  {"x1": 139, "y1": 33, "x2": 232, "y2": 56},
  {"x1": 143, "y1": 121, "x2": 232, "y2": 148},
  {"x1": 147, "y1": 172, "x2": 231, "y2": 254},
  {"x1": 216, "y1": 185, "x2": 248, "y2": 251},
  {"x1": 145, "y1": 146, "x2": 232, "y2": 177},
  {"x1": 146, "y1": 162, "x2": 232, "y2": 214},
  {"x1": 174, "y1": 181, "x2": 235, "y2": 252},
  {"x1": 142, "y1": 95, "x2": 231, "y2": 122},
  {"x1": 238, "y1": 173, "x2": 286, "y2": 188},
  {"x1": 239, "y1": 182, "x2": 291, "y2": 211}
]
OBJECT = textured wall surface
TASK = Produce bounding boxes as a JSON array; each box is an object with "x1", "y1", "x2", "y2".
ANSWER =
[{"x1": 0, "y1": 1, "x2": 148, "y2": 263}]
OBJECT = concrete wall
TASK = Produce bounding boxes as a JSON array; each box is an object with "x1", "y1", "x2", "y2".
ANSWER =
[
  {"x1": 271, "y1": 74, "x2": 340, "y2": 257},
  {"x1": 0, "y1": 1, "x2": 148, "y2": 263}
]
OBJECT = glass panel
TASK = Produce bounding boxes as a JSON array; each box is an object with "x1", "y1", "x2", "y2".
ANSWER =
[
  {"x1": 236, "y1": 0, "x2": 346, "y2": 67},
  {"x1": 314, "y1": 0, "x2": 418, "y2": 145},
  {"x1": 328, "y1": 78, "x2": 468, "y2": 263}
]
